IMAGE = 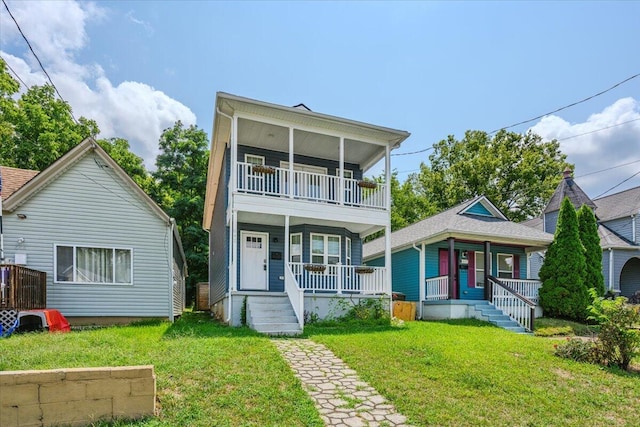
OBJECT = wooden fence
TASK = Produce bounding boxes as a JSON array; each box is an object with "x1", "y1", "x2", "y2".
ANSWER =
[{"x1": 0, "y1": 264, "x2": 47, "y2": 310}]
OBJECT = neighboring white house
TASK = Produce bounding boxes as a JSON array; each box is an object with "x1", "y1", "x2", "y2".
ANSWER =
[
  {"x1": 203, "y1": 92, "x2": 410, "y2": 334},
  {"x1": 1, "y1": 138, "x2": 187, "y2": 324}
]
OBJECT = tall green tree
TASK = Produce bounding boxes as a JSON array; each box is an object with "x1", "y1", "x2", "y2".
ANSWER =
[
  {"x1": 0, "y1": 59, "x2": 98, "y2": 170},
  {"x1": 97, "y1": 137, "x2": 155, "y2": 194},
  {"x1": 539, "y1": 198, "x2": 589, "y2": 320},
  {"x1": 578, "y1": 205, "x2": 605, "y2": 296},
  {"x1": 408, "y1": 129, "x2": 570, "y2": 222},
  {"x1": 389, "y1": 171, "x2": 437, "y2": 231},
  {"x1": 152, "y1": 121, "x2": 210, "y2": 304}
]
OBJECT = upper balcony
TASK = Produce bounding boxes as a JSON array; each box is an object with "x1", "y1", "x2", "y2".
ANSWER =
[
  {"x1": 236, "y1": 161, "x2": 386, "y2": 209},
  {"x1": 204, "y1": 92, "x2": 410, "y2": 230}
]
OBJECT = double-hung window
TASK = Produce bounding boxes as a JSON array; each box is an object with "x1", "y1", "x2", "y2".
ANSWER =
[
  {"x1": 290, "y1": 233, "x2": 302, "y2": 263},
  {"x1": 311, "y1": 234, "x2": 340, "y2": 266},
  {"x1": 55, "y1": 245, "x2": 132, "y2": 284},
  {"x1": 497, "y1": 254, "x2": 514, "y2": 279},
  {"x1": 474, "y1": 252, "x2": 491, "y2": 288}
]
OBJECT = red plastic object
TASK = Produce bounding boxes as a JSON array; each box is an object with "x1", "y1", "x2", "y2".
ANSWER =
[{"x1": 18, "y1": 309, "x2": 71, "y2": 333}]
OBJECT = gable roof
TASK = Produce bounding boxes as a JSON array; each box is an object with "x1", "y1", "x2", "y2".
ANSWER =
[
  {"x1": 544, "y1": 169, "x2": 596, "y2": 213},
  {"x1": 0, "y1": 166, "x2": 39, "y2": 200},
  {"x1": 2, "y1": 139, "x2": 187, "y2": 267},
  {"x1": 363, "y1": 195, "x2": 554, "y2": 260},
  {"x1": 593, "y1": 185, "x2": 640, "y2": 221}
]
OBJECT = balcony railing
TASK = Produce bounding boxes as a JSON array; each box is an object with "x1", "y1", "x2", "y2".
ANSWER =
[
  {"x1": 237, "y1": 162, "x2": 387, "y2": 209},
  {"x1": 289, "y1": 262, "x2": 387, "y2": 294},
  {"x1": 425, "y1": 276, "x2": 449, "y2": 301},
  {"x1": 500, "y1": 278, "x2": 541, "y2": 304},
  {"x1": 0, "y1": 264, "x2": 47, "y2": 311}
]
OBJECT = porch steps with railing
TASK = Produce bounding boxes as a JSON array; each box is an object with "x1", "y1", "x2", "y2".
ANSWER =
[
  {"x1": 469, "y1": 301, "x2": 529, "y2": 334},
  {"x1": 247, "y1": 295, "x2": 302, "y2": 336}
]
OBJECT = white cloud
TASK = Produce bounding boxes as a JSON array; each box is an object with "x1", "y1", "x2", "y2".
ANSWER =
[
  {"x1": 125, "y1": 10, "x2": 154, "y2": 36},
  {"x1": 530, "y1": 97, "x2": 640, "y2": 198},
  {"x1": 0, "y1": 0, "x2": 195, "y2": 168}
]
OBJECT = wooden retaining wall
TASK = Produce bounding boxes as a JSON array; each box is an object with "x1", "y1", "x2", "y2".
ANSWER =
[{"x1": 0, "y1": 365, "x2": 155, "y2": 427}]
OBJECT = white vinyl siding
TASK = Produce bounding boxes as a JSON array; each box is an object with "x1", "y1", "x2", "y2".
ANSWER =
[{"x1": 1, "y1": 154, "x2": 173, "y2": 318}]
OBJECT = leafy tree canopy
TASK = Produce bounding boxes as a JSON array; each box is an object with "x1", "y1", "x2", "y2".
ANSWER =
[
  {"x1": 152, "y1": 121, "x2": 210, "y2": 301},
  {"x1": 406, "y1": 129, "x2": 570, "y2": 222}
]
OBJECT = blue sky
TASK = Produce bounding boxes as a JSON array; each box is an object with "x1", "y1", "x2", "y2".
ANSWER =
[{"x1": 1, "y1": 1, "x2": 639, "y2": 199}]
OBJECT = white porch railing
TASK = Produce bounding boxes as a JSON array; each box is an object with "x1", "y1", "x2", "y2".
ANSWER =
[
  {"x1": 289, "y1": 263, "x2": 387, "y2": 294},
  {"x1": 425, "y1": 276, "x2": 449, "y2": 301},
  {"x1": 284, "y1": 263, "x2": 304, "y2": 330},
  {"x1": 489, "y1": 276, "x2": 536, "y2": 331},
  {"x1": 500, "y1": 278, "x2": 541, "y2": 304},
  {"x1": 236, "y1": 162, "x2": 387, "y2": 209}
]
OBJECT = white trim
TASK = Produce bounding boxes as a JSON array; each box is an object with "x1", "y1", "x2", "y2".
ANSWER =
[
  {"x1": 497, "y1": 253, "x2": 514, "y2": 279},
  {"x1": 346, "y1": 237, "x2": 352, "y2": 266},
  {"x1": 168, "y1": 222, "x2": 174, "y2": 322},
  {"x1": 290, "y1": 232, "x2": 302, "y2": 263},
  {"x1": 53, "y1": 244, "x2": 133, "y2": 285},
  {"x1": 457, "y1": 196, "x2": 508, "y2": 221},
  {"x1": 239, "y1": 230, "x2": 269, "y2": 290},
  {"x1": 310, "y1": 233, "x2": 341, "y2": 265},
  {"x1": 244, "y1": 154, "x2": 265, "y2": 166}
]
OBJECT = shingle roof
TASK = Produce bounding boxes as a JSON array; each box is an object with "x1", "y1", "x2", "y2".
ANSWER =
[
  {"x1": 593, "y1": 186, "x2": 640, "y2": 221},
  {"x1": 598, "y1": 224, "x2": 635, "y2": 249},
  {"x1": 544, "y1": 173, "x2": 596, "y2": 213},
  {"x1": 363, "y1": 196, "x2": 554, "y2": 259},
  {"x1": 0, "y1": 166, "x2": 39, "y2": 201}
]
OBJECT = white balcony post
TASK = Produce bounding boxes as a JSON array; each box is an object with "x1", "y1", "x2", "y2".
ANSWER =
[
  {"x1": 339, "y1": 136, "x2": 344, "y2": 205},
  {"x1": 385, "y1": 144, "x2": 391, "y2": 211},
  {"x1": 337, "y1": 263, "x2": 342, "y2": 294},
  {"x1": 288, "y1": 127, "x2": 294, "y2": 198},
  {"x1": 284, "y1": 215, "x2": 290, "y2": 273},
  {"x1": 231, "y1": 209, "x2": 238, "y2": 292},
  {"x1": 231, "y1": 115, "x2": 238, "y2": 193}
]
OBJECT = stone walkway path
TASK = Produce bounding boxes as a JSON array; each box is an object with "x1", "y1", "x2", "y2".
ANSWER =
[{"x1": 272, "y1": 338, "x2": 413, "y2": 427}]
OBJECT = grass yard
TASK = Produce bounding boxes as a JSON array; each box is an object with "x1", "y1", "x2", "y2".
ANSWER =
[
  {"x1": 0, "y1": 312, "x2": 322, "y2": 427},
  {"x1": 305, "y1": 319, "x2": 640, "y2": 427},
  {"x1": 2, "y1": 314, "x2": 638, "y2": 426}
]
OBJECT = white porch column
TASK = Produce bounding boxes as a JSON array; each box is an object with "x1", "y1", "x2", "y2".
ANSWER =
[
  {"x1": 231, "y1": 209, "x2": 238, "y2": 292},
  {"x1": 339, "y1": 137, "x2": 344, "y2": 205},
  {"x1": 384, "y1": 144, "x2": 392, "y2": 316},
  {"x1": 419, "y1": 242, "x2": 426, "y2": 318},
  {"x1": 288, "y1": 127, "x2": 294, "y2": 198},
  {"x1": 284, "y1": 215, "x2": 290, "y2": 273},
  {"x1": 231, "y1": 115, "x2": 238, "y2": 193},
  {"x1": 385, "y1": 144, "x2": 391, "y2": 211},
  {"x1": 608, "y1": 248, "x2": 615, "y2": 290},
  {"x1": 385, "y1": 224, "x2": 392, "y2": 315}
]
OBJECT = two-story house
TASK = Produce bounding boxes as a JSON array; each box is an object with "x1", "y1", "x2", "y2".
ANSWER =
[
  {"x1": 527, "y1": 169, "x2": 640, "y2": 299},
  {"x1": 202, "y1": 93, "x2": 410, "y2": 334}
]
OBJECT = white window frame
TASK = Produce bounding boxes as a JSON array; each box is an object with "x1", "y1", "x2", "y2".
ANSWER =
[
  {"x1": 497, "y1": 253, "x2": 514, "y2": 279},
  {"x1": 245, "y1": 154, "x2": 265, "y2": 166},
  {"x1": 54, "y1": 244, "x2": 133, "y2": 285},
  {"x1": 289, "y1": 233, "x2": 302, "y2": 263},
  {"x1": 346, "y1": 237, "x2": 352, "y2": 266},
  {"x1": 310, "y1": 233, "x2": 341, "y2": 266},
  {"x1": 474, "y1": 252, "x2": 492, "y2": 288}
]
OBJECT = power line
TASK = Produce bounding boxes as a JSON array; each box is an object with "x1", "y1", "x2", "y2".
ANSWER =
[
  {"x1": 1, "y1": 55, "x2": 28, "y2": 88},
  {"x1": 594, "y1": 169, "x2": 640, "y2": 198},
  {"x1": 489, "y1": 72, "x2": 640, "y2": 134},
  {"x1": 556, "y1": 118, "x2": 640, "y2": 141},
  {"x1": 1, "y1": 0, "x2": 78, "y2": 124},
  {"x1": 391, "y1": 146, "x2": 433, "y2": 156},
  {"x1": 576, "y1": 159, "x2": 640, "y2": 178}
]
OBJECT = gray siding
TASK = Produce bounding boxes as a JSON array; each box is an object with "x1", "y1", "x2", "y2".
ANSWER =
[
  {"x1": 610, "y1": 249, "x2": 640, "y2": 292},
  {"x1": 528, "y1": 252, "x2": 544, "y2": 280},
  {"x1": 238, "y1": 145, "x2": 363, "y2": 180},
  {"x1": 619, "y1": 256, "x2": 640, "y2": 297},
  {"x1": 235, "y1": 223, "x2": 362, "y2": 292},
  {"x1": 543, "y1": 211, "x2": 559, "y2": 234},
  {"x1": 209, "y1": 150, "x2": 229, "y2": 305},
  {"x1": 602, "y1": 217, "x2": 634, "y2": 242},
  {"x1": 2, "y1": 154, "x2": 172, "y2": 318}
]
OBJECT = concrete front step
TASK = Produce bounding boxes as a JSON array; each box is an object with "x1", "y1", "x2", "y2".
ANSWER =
[
  {"x1": 246, "y1": 296, "x2": 302, "y2": 336},
  {"x1": 472, "y1": 302, "x2": 529, "y2": 333},
  {"x1": 253, "y1": 322, "x2": 302, "y2": 336}
]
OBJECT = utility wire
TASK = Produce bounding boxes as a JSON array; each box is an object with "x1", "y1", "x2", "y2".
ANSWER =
[
  {"x1": 2, "y1": 0, "x2": 78, "y2": 124},
  {"x1": 489, "y1": 72, "x2": 640, "y2": 134},
  {"x1": 556, "y1": 118, "x2": 640, "y2": 141},
  {"x1": 594, "y1": 169, "x2": 640, "y2": 198},
  {"x1": 391, "y1": 146, "x2": 433, "y2": 156},
  {"x1": 1, "y1": 55, "x2": 28, "y2": 88},
  {"x1": 576, "y1": 159, "x2": 640, "y2": 178}
]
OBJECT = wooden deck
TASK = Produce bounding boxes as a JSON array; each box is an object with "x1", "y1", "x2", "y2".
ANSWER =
[{"x1": 0, "y1": 264, "x2": 47, "y2": 311}]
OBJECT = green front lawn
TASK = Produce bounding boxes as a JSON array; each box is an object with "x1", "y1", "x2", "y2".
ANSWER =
[
  {"x1": 1, "y1": 315, "x2": 638, "y2": 426},
  {"x1": 0, "y1": 313, "x2": 322, "y2": 427},
  {"x1": 306, "y1": 319, "x2": 640, "y2": 426}
]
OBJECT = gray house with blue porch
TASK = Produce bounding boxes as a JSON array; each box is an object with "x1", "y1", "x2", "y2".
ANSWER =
[
  {"x1": 364, "y1": 196, "x2": 554, "y2": 331},
  {"x1": 203, "y1": 93, "x2": 410, "y2": 334}
]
